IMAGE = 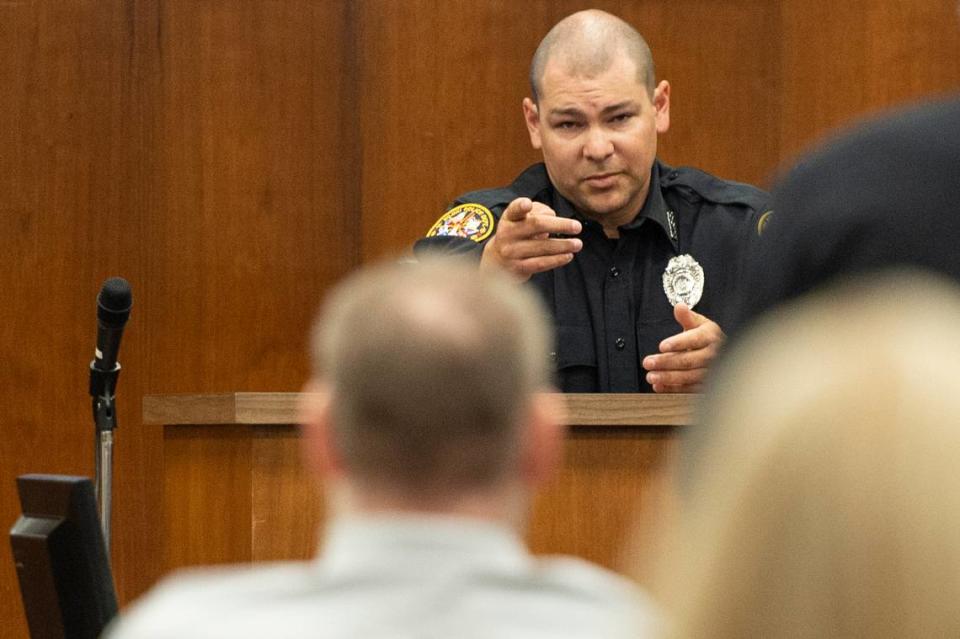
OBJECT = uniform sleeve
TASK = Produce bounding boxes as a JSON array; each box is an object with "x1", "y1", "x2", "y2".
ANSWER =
[{"x1": 413, "y1": 198, "x2": 507, "y2": 261}]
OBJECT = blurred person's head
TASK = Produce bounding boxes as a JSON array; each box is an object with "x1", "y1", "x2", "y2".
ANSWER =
[
  {"x1": 299, "y1": 257, "x2": 563, "y2": 526},
  {"x1": 657, "y1": 270, "x2": 960, "y2": 637}
]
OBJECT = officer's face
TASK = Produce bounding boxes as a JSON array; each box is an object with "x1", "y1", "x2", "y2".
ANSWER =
[{"x1": 523, "y1": 55, "x2": 670, "y2": 228}]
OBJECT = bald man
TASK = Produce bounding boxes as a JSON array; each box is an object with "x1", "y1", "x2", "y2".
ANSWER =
[{"x1": 416, "y1": 10, "x2": 770, "y2": 394}]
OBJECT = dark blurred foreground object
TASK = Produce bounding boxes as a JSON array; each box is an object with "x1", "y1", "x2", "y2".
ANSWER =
[
  {"x1": 735, "y1": 97, "x2": 960, "y2": 333},
  {"x1": 10, "y1": 475, "x2": 118, "y2": 639}
]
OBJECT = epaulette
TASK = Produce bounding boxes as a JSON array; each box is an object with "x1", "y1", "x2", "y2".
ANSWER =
[
  {"x1": 453, "y1": 186, "x2": 518, "y2": 215},
  {"x1": 509, "y1": 163, "x2": 552, "y2": 200},
  {"x1": 661, "y1": 164, "x2": 770, "y2": 212},
  {"x1": 453, "y1": 163, "x2": 552, "y2": 214}
]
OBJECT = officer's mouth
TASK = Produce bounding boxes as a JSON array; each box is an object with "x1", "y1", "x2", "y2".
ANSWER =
[{"x1": 583, "y1": 172, "x2": 621, "y2": 189}]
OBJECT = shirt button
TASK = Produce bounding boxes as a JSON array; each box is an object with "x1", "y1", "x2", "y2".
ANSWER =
[
  {"x1": 609, "y1": 267, "x2": 621, "y2": 278},
  {"x1": 615, "y1": 337, "x2": 626, "y2": 350}
]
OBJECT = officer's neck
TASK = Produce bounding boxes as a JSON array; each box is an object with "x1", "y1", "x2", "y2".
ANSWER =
[{"x1": 582, "y1": 182, "x2": 650, "y2": 239}]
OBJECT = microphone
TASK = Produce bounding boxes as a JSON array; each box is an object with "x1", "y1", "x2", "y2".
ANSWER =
[
  {"x1": 89, "y1": 278, "x2": 132, "y2": 410},
  {"x1": 93, "y1": 278, "x2": 133, "y2": 376}
]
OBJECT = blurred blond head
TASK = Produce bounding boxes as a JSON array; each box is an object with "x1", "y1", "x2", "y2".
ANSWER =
[
  {"x1": 300, "y1": 255, "x2": 565, "y2": 521},
  {"x1": 659, "y1": 270, "x2": 960, "y2": 638}
]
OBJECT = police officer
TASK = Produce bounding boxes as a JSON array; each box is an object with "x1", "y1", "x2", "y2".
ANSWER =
[{"x1": 416, "y1": 9, "x2": 770, "y2": 393}]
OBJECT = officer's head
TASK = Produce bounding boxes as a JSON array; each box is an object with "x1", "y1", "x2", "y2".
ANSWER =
[
  {"x1": 523, "y1": 10, "x2": 670, "y2": 229},
  {"x1": 300, "y1": 257, "x2": 563, "y2": 513}
]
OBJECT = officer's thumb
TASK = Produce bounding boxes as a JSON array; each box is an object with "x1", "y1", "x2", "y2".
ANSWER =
[{"x1": 674, "y1": 303, "x2": 704, "y2": 331}]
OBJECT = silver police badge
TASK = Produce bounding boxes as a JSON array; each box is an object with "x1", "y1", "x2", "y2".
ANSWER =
[{"x1": 662, "y1": 254, "x2": 704, "y2": 308}]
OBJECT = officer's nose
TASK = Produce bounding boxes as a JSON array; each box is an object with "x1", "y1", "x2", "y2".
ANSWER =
[{"x1": 583, "y1": 127, "x2": 614, "y2": 162}]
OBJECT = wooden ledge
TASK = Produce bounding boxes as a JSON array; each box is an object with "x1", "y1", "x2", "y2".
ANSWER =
[{"x1": 143, "y1": 392, "x2": 697, "y2": 428}]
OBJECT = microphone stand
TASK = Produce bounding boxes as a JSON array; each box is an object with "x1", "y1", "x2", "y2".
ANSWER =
[{"x1": 90, "y1": 362, "x2": 120, "y2": 554}]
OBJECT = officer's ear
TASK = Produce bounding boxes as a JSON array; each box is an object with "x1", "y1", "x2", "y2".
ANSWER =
[
  {"x1": 653, "y1": 80, "x2": 671, "y2": 134},
  {"x1": 522, "y1": 97, "x2": 543, "y2": 150}
]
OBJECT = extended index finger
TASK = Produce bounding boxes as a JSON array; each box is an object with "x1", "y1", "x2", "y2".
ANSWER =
[
  {"x1": 502, "y1": 197, "x2": 534, "y2": 222},
  {"x1": 525, "y1": 213, "x2": 582, "y2": 237}
]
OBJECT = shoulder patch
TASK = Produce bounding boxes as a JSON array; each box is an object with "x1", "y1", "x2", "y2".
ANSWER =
[
  {"x1": 756, "y1": 210, "x2": 774, "y2": 236},
  {"x1": 426, "y1": 203, "x2": 495, "y2": 242}
]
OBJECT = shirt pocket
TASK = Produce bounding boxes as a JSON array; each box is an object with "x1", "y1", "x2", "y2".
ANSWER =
[
  {"x1": 554, "y1": 325, "x2": 598, "y2": 392},
  {"x1": 636, "y1": 317, "x2": 679, "y2": 361}
]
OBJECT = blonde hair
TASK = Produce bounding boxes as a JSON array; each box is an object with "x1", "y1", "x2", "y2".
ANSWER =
[
  {"x1": 659, "y1": 270, "x2": 960, "y2": 638},
  {"x1": 311, "y1": 256, "x2": 552, "y2": 495}
]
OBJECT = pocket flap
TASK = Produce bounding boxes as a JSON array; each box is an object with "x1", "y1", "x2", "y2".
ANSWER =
[{"x1": 555, "y1": 325, "x2": 597, "y2": 368}]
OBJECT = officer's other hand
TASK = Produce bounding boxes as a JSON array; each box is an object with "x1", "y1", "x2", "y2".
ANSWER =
[
  {"x1": 480, "y1": 197, "x2": 583, "y2": 281},
  {"x1": 641, "y1": 303, "x2": 725, "y2": 393}
]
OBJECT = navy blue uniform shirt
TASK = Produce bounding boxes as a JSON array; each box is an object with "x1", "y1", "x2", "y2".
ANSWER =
[{"x1": 416, "y1": 160, "x2": 770, "y2": 392}]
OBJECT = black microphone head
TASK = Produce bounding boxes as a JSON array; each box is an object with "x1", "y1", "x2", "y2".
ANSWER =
[{"x1": 97, "y1": 277, "x2": 132, "y2": 328}]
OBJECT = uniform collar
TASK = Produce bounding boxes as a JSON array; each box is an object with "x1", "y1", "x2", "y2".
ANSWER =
[
  {"x1": 548, "y1": 160, "x2": 680, "y2": 251},
  {"x1": 625, "y1": 161, "x2": 679, "y2": 250}
]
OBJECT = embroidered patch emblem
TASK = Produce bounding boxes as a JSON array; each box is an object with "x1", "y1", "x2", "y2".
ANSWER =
[
  {"x1": 757, "y1": 210, "x2": 774, "y2": 236},
  {"x1": 426, "y1": 203, "x2": 495, "y2": 243}
]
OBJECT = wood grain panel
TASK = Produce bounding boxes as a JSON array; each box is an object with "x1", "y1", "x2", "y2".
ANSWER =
[
  {"x1": 117, "y1": 0, "x2": 354, "y2": 621},
  {"x1": 779, "y1": 0, "x2": 960, "y2": 166},
  {"x1": 144, "y1": 0, "x2": 356, "y2": 396},
  {"x1": 0, "y1": 4, "x2": 146, "y2": 637},
  {"x1": 142, "y1": 392, "x2": 695, "y2": 426},
  {"x1": 160, "y1": 420, "x2": 678, "y2": 573},
  {"x1": 163, "y1": 425, "x2": 253, "y2": 568},
  {"x1": 150, "y1": 394, "x2": 689, "y2": 573},
  {"x1": 1, "y1": 3, "x2": 353, "y2": 636},
  {"x1": 529, "y1": 428, "x2": 678, "y2": 570},
  {"x1": 608, "y1": 0, "x2": 781, "y2": 187},
  {"x1": 355, "y1": 0, "x2": 554, "y2": 261},
  {"x1": 251, "y1": 427, "x2": 324, "y2": 561}
]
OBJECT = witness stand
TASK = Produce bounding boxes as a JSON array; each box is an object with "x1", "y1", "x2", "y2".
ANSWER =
[{"x1": 142, "y1": 392, "x2": 693, "y2": 574}]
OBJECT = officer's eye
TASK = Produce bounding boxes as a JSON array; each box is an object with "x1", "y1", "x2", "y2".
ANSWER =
[
  {"x1": 610, "y1": 113, "x2": 634, "y2": 124},
  {"x1": 554, "y1": 121, "x2": 583, "y2": 131}
]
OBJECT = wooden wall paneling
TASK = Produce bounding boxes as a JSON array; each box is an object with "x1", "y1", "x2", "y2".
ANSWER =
[
  {"x1": 355, "y1": 0, "x2": 545, "y2": 261},
  {"x1": 163, "y1": 425, "x2": 253, "y2": 569},
  {"x1": 1, "y1": 2, "x2": 357, "y2": 635},
  {"x1": 148, "y1": 394, "x2": 690, "y2": 577},
  {"x1": 250, "y1": 426, "x2": 323, "y2": 561},
  {"x1": 0, "y1": 3, "x2": 147, "y2": 637},
  {"x1": 778, "y1": 0, "x2": 960, "y2": 166},
  {"x1": 107, "y1": 0, "x2": 165, "y2": 613},
  {"x1": 575, "y1": 0, "x2": 782, "y2": 188},
  {"x1": 528, "y1": 428, "x2": 678, "y2": 571},
  {"x1": 144, "y1": 0, "x2": 357, "y2": 397},
  {"x1": 120, "y1": 0, "x2": 355, "y2": 610}
]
